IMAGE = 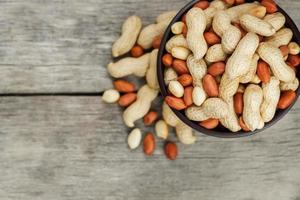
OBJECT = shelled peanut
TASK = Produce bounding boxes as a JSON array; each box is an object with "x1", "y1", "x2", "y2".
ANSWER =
[
  {"x1": 162, "y1": 0, "x2": 299, "y2": 133},
  {"x1": 102, "y1": 10, "x2": 200, "y2": 161},
  {"x1": 102, "y1": 0, "x2": 299, "y2": 160}
]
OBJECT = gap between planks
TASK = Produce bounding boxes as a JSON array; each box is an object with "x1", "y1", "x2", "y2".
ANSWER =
[{"x1": 0, "y1": 92, "x2": 104, "y2": 97}]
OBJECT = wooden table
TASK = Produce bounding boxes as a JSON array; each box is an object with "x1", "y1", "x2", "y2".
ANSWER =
[{"x1": 0, "y1": 0, "x2": 299, "y2": 199}]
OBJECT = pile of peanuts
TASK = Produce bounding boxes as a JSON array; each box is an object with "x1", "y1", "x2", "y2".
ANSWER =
[
  {"x1": 102, "y1": 0, "x2": 300, "y2": 160},
  {"x1": 163, "y1": 0, "x2": 299, "y2": 133}
]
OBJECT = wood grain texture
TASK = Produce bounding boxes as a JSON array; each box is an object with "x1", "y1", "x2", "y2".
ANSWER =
[
  {"x1": 0, "y1": 1, "x2": 300, "y2": 200},
  {"x1": 0, "y1": 96, "x2": 300, "y2": 200},
  {"x1": 0, "y1": 0, "x2": 189, "y2": 93},
  {"x1": 0, "y1": 0, "x2": 298, "y2": 93}
]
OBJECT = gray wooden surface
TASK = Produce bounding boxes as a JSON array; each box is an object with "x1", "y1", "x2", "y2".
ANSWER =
[{"x1": 0, "y1": 0, "x2": 300, "y2": 200}]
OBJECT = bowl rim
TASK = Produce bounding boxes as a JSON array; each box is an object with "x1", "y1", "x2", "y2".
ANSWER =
[{"x1": 157, "y1": 0, "x2": 300, "y2": 138}]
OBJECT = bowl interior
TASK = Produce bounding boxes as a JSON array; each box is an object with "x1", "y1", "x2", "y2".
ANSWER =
[{"x1": 157, "y1": 0, "x2": 300, "y2": 138}]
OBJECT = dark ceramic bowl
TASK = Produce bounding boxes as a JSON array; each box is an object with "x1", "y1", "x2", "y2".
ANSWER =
[{"x1": 157, "y1": 0, "x2": 300, "y2": 138}]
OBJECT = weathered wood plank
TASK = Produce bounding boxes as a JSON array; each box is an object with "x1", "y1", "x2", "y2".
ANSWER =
[
  {"x1": 0, "y1": 0, "x2": 298, "y2": 93},
  {"x1": 0, "y1": 96, "x2": 300, "y2": 200},
  {"x1": 0, "y1": 0, "x2": 189, "y2": 93}
]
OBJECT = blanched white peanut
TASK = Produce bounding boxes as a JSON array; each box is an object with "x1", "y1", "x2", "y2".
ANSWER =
[
  {"x1": 187, "y1": 55, "x2": 207, "y2": 87},
  {"x1": 261, "y1": 77, "x2": 280, "y2": 123},
  {"x1": 102, "y1": 89, "x2": 120, "y2": 103},
  {"x1": 138, "y1": 16, "x2": 174, "y2": 49},
  {"x1": 107, "y1": 53, "x2": 150, "y2": 78},
  {"x1": 219, "y1": 73, "x2": 240, "y2": 102},
  {"x1": 186, "y1": 8, "x2": 207, "y2": 60},
  {"x1": 127, "y1": 128, "x2": 142, "y2": 149},
  {"x1": 112, "y1": 16, "x2": 142, "y2": 57},
  {"x1": 146, "y1": 49, "x2": 159, "y2": 89},
  {"x1": 171, "y1": 47, "x2": 191, "y2": 60},
  {"x1": 164, "y1": 68, "x2": 178, "y2": 85},
  {"x1": 243, "y1": 84, "x2": 264, "y2": 131},
  {"x1": 171, "y1": 22, "x2": 185, "y2": 35},
  {"x1": 123, "y1": 85, "x2": 158, "y2": 127},
  {"x1": 166, "y1": 34, "x2": 189, "y2": 53},
  {"x1": 168, "y1": 81, "x2": 184, "y2": 98},
  {"x1": 280, "y1": 78, "x2": 299, "y2": 91},
  {"x1": 258, "y1": 42, "x2": 295, "y2": 82},
  {"x1": 266, "y1": 28, "x2": 293, "y2": 47},
  {"x1": 226, "y1": 33, "x2": 259, "y2": 80},
  {"x1": 264, "y1": 12, "x2": 286, "y2": 31},
  {"x1": 162, "y1": 102, "x2": 196, "y2": 144},
  {"x1": 192, "y1": 85, "x2": 206, "y2": 106},
  {"x1": 213, "y1": 10, "x2": 241, "y2": 54},
  {"x1": 186, "y1": 98, "x2": 229, "y2": 121},
  {"x1": 288, "y1": 42, "x2": 300, "y2": 55},
  {"x1": 155, "y1": 120, "x2": 169, "y2": 140},
  {"x1": 205, "y1": 44, "x2": 227, "y2": 63},
  {"x1": 175, "y1": 121, "x2": 196, "y2": 145},
  {"x1": 156, "y1": 10, "x2": 177, "y2": 23},
  {"x1": 240, "y1": 14, "x2": 276, "y2": 37},
  {"x1": 240, "y1": 54, "x2": 260, "y2": 84}
]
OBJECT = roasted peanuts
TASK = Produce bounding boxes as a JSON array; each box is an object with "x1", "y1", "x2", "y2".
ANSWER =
[
  {"x1": 203, "y1": 74, "x2": 219, "y2": 97},
  {"x1": 143, "y1": 111, "x2": 158, "y2": 126},
  {"x1": 131, "y1": 45, "x2": 144, "y2": 57},
  {"x1": 277, "y1": 90, "x2": 297, "y2": 109},
  {"x1": 152, "y1": 35, "x2": 162, "y2": 49},
  {"x1": 257, "y1": 60, "x2": 271, "y2": 84},
  {"x1": 280, "y1": 45, "x2": 290, "y2": 57},
  {"x1": 178, "y1": 74, "x2": 193, "y2": 87},
  {"x1": 164, "y1": 142, "x2": 178, "y2": 160},
  {"x1": 199, "y1": 118, "x2": 219, "y2": 129},
  {"x1": 208, "y1": 62, "x2": 225, "y2": 76},
  {"x1": 143, "y1": 133, "x2": 156, "y2": 155},
  {"x1": 261, "y1": 0, "x2": 278, "y2": 14},
  {"x1": 204, "y1": 31, "x2": 221, "y2": 46},
  {"x1": 114, "y1": 80, "x2": 136, "y2": 93},
  {"x1": 183, "y1": 86, "x2": 194, "y2": 107},
  {"x1": 194, "y1": 1, "x2": 210, "y2": 9},
  {"x1": 234, "y1": 92, "x2": 244, "y2": 115},
  {"x1": 165, "y1": 96, "x2": 187, "y2": 110},
  {"x1": 288, "y1": 55, "x2": 300, "y2": 67},
  {"x1": 118, "y1": 93, "x2": 137, "y2": 107},
  {"x1": 162, "y1": 53, "x2": 173, "y2": 67},
  {"x1": 172, "y1": 59, "x2": 189, "y2": 75}
]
